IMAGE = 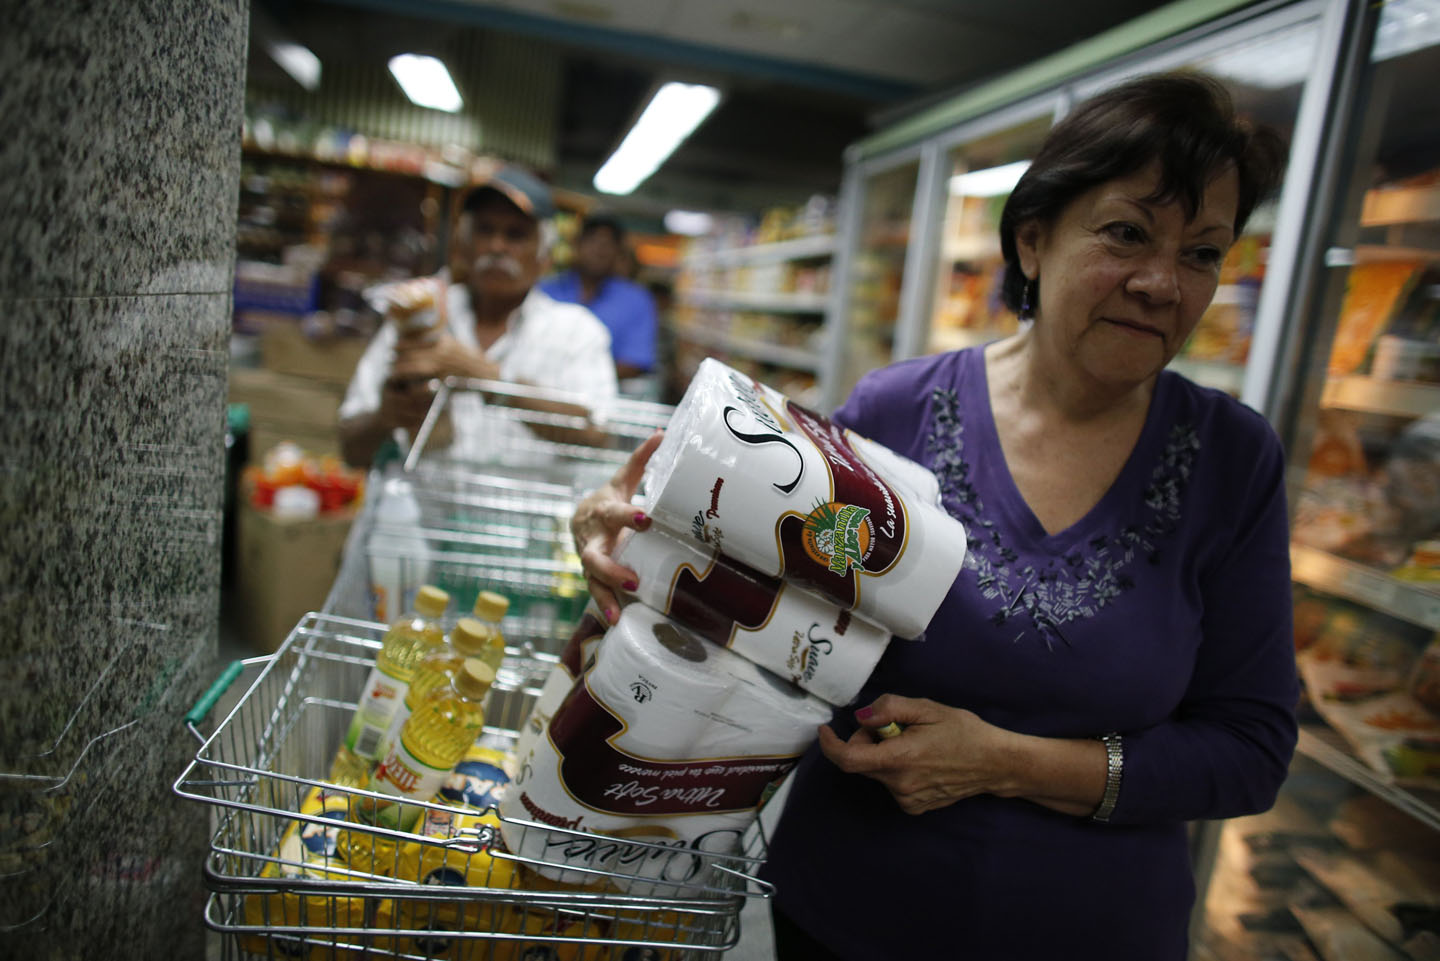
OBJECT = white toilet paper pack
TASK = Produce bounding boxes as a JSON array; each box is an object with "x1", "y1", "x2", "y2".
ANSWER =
[
  {"x1": 615, "y1": 527, "x2": 891, "y2": 705},
  {"x1": 500, "y1": 604, "x2": 830, "y2": 893},
  {"x1": 637, "y1": 358, "x2": 966, "y2": 640},
  {"x1": 512, "y1": 603, "x2": 608, "y2": 776}
]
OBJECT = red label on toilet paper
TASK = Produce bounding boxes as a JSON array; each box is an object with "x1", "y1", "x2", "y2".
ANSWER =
[
  {"x1": 777, "y1": 401, "x2": 908, "y2": 609},
  {"x1": 546, "y1": 680, "x2": 797, "y2": 816},
  {"x1": 668, "y1": 555, "x2": 784, "y2": 647}
]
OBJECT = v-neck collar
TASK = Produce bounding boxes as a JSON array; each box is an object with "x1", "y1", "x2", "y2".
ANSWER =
[{"x1": 964, "y1": 347, "x2": 1174, "y2": 555}]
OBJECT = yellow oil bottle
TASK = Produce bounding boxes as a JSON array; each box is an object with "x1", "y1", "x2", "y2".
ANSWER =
[{"x1": 343, "y1": 584, "x2": 450, "y2": 761}]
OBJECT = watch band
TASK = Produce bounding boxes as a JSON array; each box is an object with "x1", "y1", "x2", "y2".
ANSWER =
[{"x1": 1093, "y1": 732, "x2": 1123, "y2": 823}]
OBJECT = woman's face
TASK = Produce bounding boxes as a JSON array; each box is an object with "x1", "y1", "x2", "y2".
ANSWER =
[{"x1": 1015, "y1": 161, "x2": 1238, "y2": 388}]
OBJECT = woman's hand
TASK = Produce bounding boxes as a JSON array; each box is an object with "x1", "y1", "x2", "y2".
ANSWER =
[
  {"x1": 819, "y1": 694, "x2": 1021, "y2": 815},
  {"x1": 571, "y1": 430, "x2": 664, "y2": 624},
  {"x1": 821, "y1": 694, "x2": 1112, "y2": 818}
]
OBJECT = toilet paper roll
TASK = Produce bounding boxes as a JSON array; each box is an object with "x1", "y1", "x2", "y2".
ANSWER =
[
  {"x1": 616, "y1": 527, "x2": 891, "y2": 705},
  {"x1": 499, "y1": 604, "x2": 828, "y2": 893},
  {"x1": 637, "y1": 358, "x2": 966, "y2": 639},
  {"x1": 512, "y1": 604, "x2": 608, "y2": 772}
]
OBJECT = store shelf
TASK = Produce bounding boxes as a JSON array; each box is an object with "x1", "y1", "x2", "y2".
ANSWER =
[
  {"x1": 672, "y1": 325, "x2": 822, "y2": 371},
  {"x1": 679, "y1": 289, "x2": 829, "y2": 313},
  {"x1": 683, "y1": 234, "x2": 836, "y2": 269},
  {"x1": 1355, "y1": 243, "x2": 1440, "y2": 263},
  {"x1": 1169, "y1": 357, "x2": 1246, "y2": 393},
  {"x1": 1290, "y1": 542, "x2": 1440, "y2": 630},
  {"x1": 1361, "y1": 184, "x2": 1440, "y2": 227},
  {"x1": 1296, "y1": 723, "x2": 1440, "y2": 833},
  {"x1": 1321, "y1": 375, "x2": 1440, "y2": 417}
]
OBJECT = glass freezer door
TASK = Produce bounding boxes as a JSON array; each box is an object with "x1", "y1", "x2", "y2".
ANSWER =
[
  {"x1": 836, "y1": 159, "x2": 920, "y2": 402},
  {"x1": 926, "y1": 113, "x2": 1054, "y2": 356},
  {"x1": 1283, "y1": 0, "x2": 1440, "y2": 773}
]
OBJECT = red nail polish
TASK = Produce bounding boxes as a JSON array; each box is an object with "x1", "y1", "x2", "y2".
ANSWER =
[
  {"x1": 855, "y1": 706, "x2": 874, "y2": 720},
  {"x1": 633, "y1": 512, "x2": 649, "y2": 526},
  {"x1": 605, "y1": 607, "x2": 617, "y2": 624},
  {"x1": 622, "y1": 580, "x2": 637, "y2": 592}
]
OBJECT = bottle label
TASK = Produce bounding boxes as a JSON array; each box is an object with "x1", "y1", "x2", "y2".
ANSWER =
[
  {"x1": 374, "y1": 699, "x2": 415, "y2": 765},
  {"x1": 345, "y1": 664, "x2": 410, "y2": 760},
  {"x1": 371, "y1": 735, "x2": 453, "y2": 831}
]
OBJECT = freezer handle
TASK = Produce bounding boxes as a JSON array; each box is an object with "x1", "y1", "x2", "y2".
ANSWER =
[{"x1": 185, "y1": 660, "x2": 246, "y2": 726}]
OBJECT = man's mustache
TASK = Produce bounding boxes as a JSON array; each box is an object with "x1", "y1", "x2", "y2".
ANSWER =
[{"x1": 471, "y1": 253, "x2": 523, "y2": 278}]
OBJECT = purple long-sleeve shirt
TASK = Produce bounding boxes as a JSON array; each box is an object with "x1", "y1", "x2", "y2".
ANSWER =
[{"x1": 760, "y1": 347, "x2": 1299, "y2": 960}]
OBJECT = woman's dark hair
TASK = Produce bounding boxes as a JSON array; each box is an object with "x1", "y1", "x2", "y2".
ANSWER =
[{"x1": 998, "y1": 73, "x2": 1287, "y2": 314}]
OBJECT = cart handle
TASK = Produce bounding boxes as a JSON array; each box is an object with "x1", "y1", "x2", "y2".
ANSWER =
[{"x1": 185, "y1": 660, "x2": 246, "y2": 727}]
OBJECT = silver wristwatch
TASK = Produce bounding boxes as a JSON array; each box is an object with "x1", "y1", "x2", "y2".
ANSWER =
[{"x1": 1093, "y1": 732, "x2": 1124, "y2": 822}]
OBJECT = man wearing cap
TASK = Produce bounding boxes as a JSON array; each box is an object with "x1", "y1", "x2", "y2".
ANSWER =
[
  {"x1": 338, "y1": 165, "x2": 618, "y2": 468},
  {"x1": 540, "y1": 214, "x2": 659, "y2": 381}
]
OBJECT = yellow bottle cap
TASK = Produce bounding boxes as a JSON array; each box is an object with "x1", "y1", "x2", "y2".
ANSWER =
[
  {"x1": 450, "y1": 617, "x2": 490, "y2": 657},
  {"x1": 472, "y1": 591, "x2": 510, "y2": 621},
  {"x1": 414, "y1": 585, "x2": 450, "y2": 617},
  {"x1": 456, "y1": 658, "x2": 496, "y2": 699}
]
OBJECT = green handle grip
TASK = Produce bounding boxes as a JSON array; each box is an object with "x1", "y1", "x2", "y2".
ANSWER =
[{"x1": 185, "y1": 660, "x2": 245, "y2": 726}]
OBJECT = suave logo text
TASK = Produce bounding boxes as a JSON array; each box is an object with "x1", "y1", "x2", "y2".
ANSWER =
[
  {"x1": 541, "y1": 826, "x2": 744, "y2": 885},
  {"x1": 787, "y1": 621, "x2": 835, "y2": 685},
  {"x1": 721, "y1": 374, "x2": 804, "y2": 495}
]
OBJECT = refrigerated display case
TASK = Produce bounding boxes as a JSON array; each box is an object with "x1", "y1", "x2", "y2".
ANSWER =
[
  {"x1": 820, "y1": 0, "x2": 1335, "y2": 412},
  {"x1": 1197, "y1": 2, "x2": 1440, "y2": 958}
]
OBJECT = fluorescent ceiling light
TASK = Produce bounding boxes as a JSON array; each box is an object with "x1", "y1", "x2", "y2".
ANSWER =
[
  {"x1": 664, "y1": 210, "x2": 714, "y2": 236},
  {"x1": 949, "y1": 160, "x2": 1031, "y2": 197},
  {"x1": 388, "y1": 54, "x2": 463, "y2": 113},
  {"x1": 594, "y1": 82, "x2": 721, "y2": 196},
  {"x1": 267, "y1": 42, "x2": 321, "y2": 91}
]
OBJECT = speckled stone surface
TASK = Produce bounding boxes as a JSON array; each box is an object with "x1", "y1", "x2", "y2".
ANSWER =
[{"x1": 0, "y1": 1, "x2": 247, "y2": 956}]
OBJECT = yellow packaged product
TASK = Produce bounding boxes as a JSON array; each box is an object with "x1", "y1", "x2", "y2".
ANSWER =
[
  {"x1": 437, "y1": 742, "x2": 513, "y2": 812},
  {"x1": 238, "y1": 788, "x2": 365, "y2": 959}
]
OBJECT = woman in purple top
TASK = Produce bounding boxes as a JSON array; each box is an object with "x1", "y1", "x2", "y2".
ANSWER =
[{"x1": 572, "y1": 74, "x2": 1297, "y2": 960}]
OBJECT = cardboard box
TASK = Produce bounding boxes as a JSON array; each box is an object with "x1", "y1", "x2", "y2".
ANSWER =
[
  {"x1": 237, "y1": 502, "x2": 355, "y2": 652},
  {"x1": 260, "y1": 321, "x2": 370, "y2": 386},
  {"x1": 229, "y1": 368, "x2": 346, "y2": 428}
]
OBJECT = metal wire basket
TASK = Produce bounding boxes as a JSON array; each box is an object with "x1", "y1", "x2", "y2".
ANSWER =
[{"x1": 175, "y1": 614, "x2": 770, "y2": 961}]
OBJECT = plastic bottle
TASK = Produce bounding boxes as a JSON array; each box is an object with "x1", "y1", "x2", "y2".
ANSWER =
[
  {"x1": 372, "y1": 596, "x2": 507, "y2": 760},
  {"x1": 469, "y1": 591, "x2": 510, "y2": 678},
  {"x1": 368, "y1": 477, "x2": 432, "y2": 623},
  {"x1": 343, "y1": 584, "x2": 450, "y2": 761},
  {"x1": 368, "y1": 658, "x2": 495, "y2": 832}
]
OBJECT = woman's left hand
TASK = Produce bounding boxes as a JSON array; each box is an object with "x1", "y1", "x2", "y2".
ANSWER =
[{"x1": 818, "y1": 694, "x2": 1019, "y2": 815}]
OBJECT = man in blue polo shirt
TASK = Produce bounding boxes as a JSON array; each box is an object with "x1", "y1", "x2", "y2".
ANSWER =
[{"x1": 541, "y1": 214, "x2": 658, "y2": 380}]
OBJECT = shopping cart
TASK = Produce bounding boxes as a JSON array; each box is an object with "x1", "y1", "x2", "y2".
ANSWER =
[
  {"x1": 177, "y1": 380, "x2": 774, "y2": 958},
  {"x1": 176, "y1": 613, "x2": 772, "y2": 961},
  {"x1": 326, "y1": 377, "x2": 674, "y2": 661}
]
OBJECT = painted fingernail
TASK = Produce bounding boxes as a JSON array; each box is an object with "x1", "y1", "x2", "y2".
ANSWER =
[
  {"x1": 621, "y1": 580, "x2": 638, "y2": 592},
  {"x1": 605, "y1": 607, "x2": 617, "y2": 624},
  {"x1": 633, "y1": 512, "x2": 649, "y2": 526},
  {"x1": 855, "y1": 706, "x2": 874, "y2": 720}
]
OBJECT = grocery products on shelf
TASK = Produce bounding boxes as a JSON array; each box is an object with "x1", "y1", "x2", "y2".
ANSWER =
[{"x1": 670, "y1": 203, "x2": 836, "y2": 406}]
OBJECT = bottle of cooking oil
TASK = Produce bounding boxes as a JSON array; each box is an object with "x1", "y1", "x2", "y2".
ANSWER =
[
  {"x1": 343, "y1": 584, "x2": 450, "y2": 761},
  {"x1": 373, "y1": 597, "x2": 505, "y2": 761},
  {"x1": 367, "y1": 658, "x2": 495, "y2": 832},
  {"x1": 469, "y1": 590, "x2": 510, "y2": 678}
]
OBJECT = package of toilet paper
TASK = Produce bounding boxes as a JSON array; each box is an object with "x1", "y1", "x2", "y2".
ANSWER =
[
  {"x1": 512, "y1": 603, "x2": 608, "y2": 771},
  {"x1": 636, "y1": 358, "x2": 966, "y2": 640},
  {"x1": 615, "y1": 527, "x2": 890, "y2": 705},
  {"x1": 499, "y1": 604, "x2": 830, "y2": 893}
]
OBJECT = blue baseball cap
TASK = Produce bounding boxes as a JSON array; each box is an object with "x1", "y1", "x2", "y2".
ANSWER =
[{"x1": 461, "y1": 162, "x2": 556, "y2": 221}]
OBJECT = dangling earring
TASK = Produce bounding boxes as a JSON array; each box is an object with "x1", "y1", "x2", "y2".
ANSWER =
[{"x1": 1020, "y1": 278, "x2": 1037, "y2": 321}]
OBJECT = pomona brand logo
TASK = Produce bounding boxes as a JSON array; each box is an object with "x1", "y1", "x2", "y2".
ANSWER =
[{"x1": 801, "y1": 499, "x2": 873, "y2": 574}]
